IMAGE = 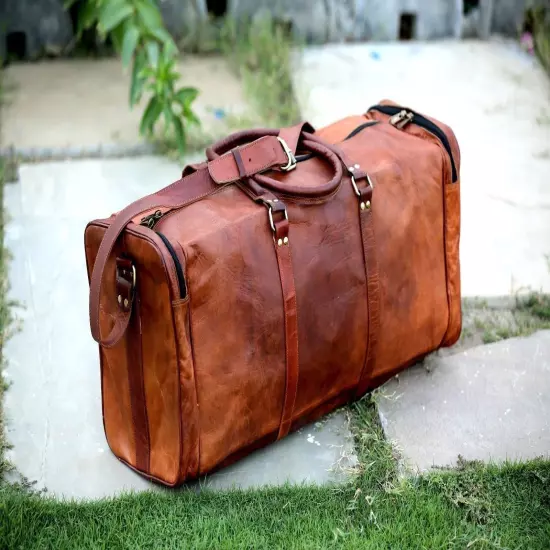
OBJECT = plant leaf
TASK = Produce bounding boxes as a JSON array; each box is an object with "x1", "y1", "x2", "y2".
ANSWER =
[
  {"x1": 129, "y1": 54, "x2": 146, "y2": 106},
  {"x1": 63, "y1": 0, "x2": 78, "y2": 8},
  {"x1": 183, "y1": 108, "x2": 201, "y2": 127},
  {"x1": 77, "y1": 1, "x2": 98, "y2": 36},
  {"x1": 98, "y1": 0, "x2": 133, "y2": 34},
  {"x1": 140, "y1": 96, "x2": 162, "y2": 136},
  {"x1": 175, "y1": 87, "x2": 199, "y2": 107},
  {"x1": 172, "y1": 113, "x2": 187, "y2": 155},
  {"x1": 136, "y1": 0, "x2": 163, "y2": 32},
  {"x1": 110, "y1": 24, "x2": 126, "y2": 51},
  {"x1": 145, "y1": 41, "x2": 160, "y2": 68},
  {"x1": 150, "y1": 27, "x2": 177, "y2": 52},
  {"x1": 121, "y1": 25, "x2": 140, "y2": 67}
]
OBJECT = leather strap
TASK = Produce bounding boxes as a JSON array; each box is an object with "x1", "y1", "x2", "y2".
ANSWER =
[
  {"x1": 127, "y1": 294, "x2": 150, "y2": 472},
  {"x1": 208, "y1": 136, "x2": 289, "y2": 184},
  {"x1": 349, "y1": 171, "x2": 381, "y2": 398},
  {"x1": 205, "y1": 122, "x2": 315, "y2": 160},
  {"x1": 272, "y1": 213, "x2": 299, "y2": 440}
]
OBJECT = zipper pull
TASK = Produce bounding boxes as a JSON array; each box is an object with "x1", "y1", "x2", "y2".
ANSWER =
[
  {"x1": 140, "y1": 210, "x2": 163, "y2": 229},
  {"x1": 390, "y1": 110, "x2": 414, "y2": 129}
]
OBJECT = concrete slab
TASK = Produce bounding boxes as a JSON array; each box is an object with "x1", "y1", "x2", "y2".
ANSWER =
[
  {"x1": 3, "y1": 158, "x2": 357, "y2": 500},
  {"x1": 293, "y1": 39, "x2": 550, "y2": 298},
  {"x1": 0, "y1": 56, "x2": 250, "y2": 153},
  {"x1": 378, "y1": 331, "x2": 550, "y2": 472}
]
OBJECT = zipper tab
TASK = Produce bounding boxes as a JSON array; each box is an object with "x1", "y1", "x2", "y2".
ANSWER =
[
  {"x1": 390, "y1": 110, "x2": 414, "y2": 129},
  {"x1": 140, "y1": 210, "x2": 163, "y2": 230}
]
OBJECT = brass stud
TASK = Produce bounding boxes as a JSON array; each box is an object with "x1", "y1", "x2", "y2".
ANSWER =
[
  {"x1": 366, "y1": 200, "x2": 371, "y2": 209},
  {"x1": 118, "y1": 295, "x2": 122, "y2": 305},
  {"x1": 277, "y1": 238, "x2": 283, "y2": 246},
  {"x1": 283, "y1": 236, "x2": 289, "y2": 244},
  {"x1": 124, "y1": 298, "x2": 129, "y2": 308}
]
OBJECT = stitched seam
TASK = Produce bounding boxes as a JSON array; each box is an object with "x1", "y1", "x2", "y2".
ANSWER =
[{"x1": 176, "y1": 236, "x2": 201, "y2": 479}]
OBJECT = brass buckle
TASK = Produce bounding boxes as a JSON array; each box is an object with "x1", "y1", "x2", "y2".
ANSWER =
[
  {"x1": 267, "y1": 203, "x2": 289, "y2": 232},
  {"x1": 349, "y1": 168, "x2": 374, "y2": 197},
  {"x1": 277, "y1": 137, "x2": 297, "y2": 172}
]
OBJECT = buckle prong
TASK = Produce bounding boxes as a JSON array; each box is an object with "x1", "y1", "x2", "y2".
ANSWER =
[{"x1": 277, "y1": 137, "x2": 297, "y2": 172}]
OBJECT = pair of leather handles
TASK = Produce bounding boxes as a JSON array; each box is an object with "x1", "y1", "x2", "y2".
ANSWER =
[
  {"x1": 205, "y1": 124, "x2": 344, "y2": 199},
  {"x1": 89, "y1": 124, "x2": 346, "y2": 348}
]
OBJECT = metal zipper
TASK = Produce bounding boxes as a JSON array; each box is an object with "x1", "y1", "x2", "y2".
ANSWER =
[
  {"x1": 138, "y1": 213, "x2": 187, "y2": 298},
  {"x1": 140, "y1": 209, "x2": 164, "y2": 230},
  {"x1": 369, "y1": 104, "x2": 458, "y2": 183},
  {"x1": 156, "y1": 232, "x2": 187, "y2": 299}
]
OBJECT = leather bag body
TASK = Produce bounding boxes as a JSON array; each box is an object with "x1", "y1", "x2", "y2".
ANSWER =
[{"x1": 85, "y1": 100, "x2": 461, "y2": 486}]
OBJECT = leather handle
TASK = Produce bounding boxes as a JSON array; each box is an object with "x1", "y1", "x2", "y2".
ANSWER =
[
  {"x1": 208, "y1": 126, "x2": 344, "y2": 200},
  {"x1": 206, "y1": 122, "x2": 315, "y2": 159}
]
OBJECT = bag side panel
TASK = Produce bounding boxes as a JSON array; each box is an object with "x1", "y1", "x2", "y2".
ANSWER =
[
  {"x1": 158, "y1": 187, "x2": 287, "y2": 475},
  {"x1": 85, "y1": 223, "x2": 182, "y2": 485},
  {"x1": 172, "y1": 298, "x2": 200, "y2": 482},
  {"x1": 340, "y1": 123, "x2": 450, "y2": 383}
]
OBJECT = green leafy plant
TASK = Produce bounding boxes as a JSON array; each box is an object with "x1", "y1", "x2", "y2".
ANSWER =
[{"x1": 65, "y1": 0, "x2": 200, "y2": 154}]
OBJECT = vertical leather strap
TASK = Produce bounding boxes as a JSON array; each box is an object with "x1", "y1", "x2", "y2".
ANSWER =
[
  {"x1": 272, "y1": 214, "x2": 300, "y2": 440},
  {"x1": 127, "y1": 295, "x2": 150, "y2": 472},
  {"x1": 348, "y1": 169, "x2": 381, "y2": 398}
]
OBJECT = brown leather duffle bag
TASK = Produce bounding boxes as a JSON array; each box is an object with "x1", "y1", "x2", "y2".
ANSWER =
[{"x1": 85, "y1": 100, "x2": 461, "y2": 486}]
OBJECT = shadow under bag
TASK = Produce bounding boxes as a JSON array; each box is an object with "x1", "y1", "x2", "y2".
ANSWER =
[{"x1": 85, "y1": 99, "x2": 462, "y2": 486}]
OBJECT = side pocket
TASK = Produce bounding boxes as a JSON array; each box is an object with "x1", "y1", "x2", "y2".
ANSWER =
[
  {"x1": 441, "y1": 182, "x2": 462, "y2": 346},
  {"x1": 172, "y1": 298, "x2": 200, "y2": 482}
]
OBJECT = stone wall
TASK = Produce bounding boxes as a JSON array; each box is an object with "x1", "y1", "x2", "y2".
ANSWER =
[
  {"x1": 0, "y1": 0, "x2": 537, "y2": 61},
  {"x1": 0, "y1": 0, "x2": 73, "y2": 60},
  {"x1": 226, "y1": 0, "x2": 463, "y2": 42}
]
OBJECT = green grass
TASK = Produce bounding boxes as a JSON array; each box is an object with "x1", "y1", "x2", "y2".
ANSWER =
[
  {"x1": 1, "y1": 399, "x2": 549, "y2": 549},
  {"x1": 220, "y1": 16, "x2": 302, "y2": 128}
]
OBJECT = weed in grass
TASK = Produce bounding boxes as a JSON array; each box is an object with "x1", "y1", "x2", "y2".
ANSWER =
[
  {"x1": 220, "y1": 16, "x2": 301, "y2": 128},
  {"x1": 519, "y1": 292, "x2": 550, "y2": 320}
]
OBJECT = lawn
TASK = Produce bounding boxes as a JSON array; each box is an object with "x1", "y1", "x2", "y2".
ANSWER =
[{"x1": 1, "y1": 399, "x2": 549, "y2": 549}]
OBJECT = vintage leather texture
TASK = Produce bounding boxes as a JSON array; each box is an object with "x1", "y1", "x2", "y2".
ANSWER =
[{"x1": 84, "y1": 101, "x2": 461, "y2": 486}]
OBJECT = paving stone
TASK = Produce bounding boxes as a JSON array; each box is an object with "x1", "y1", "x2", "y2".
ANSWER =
[
  {"x1": 0, "y1": 57, "x2": 250, "y2": 153},
  {"x1": 3, "y1": 157, "x2": 357, "y2": 500},
  {"x1": 378, "y1": 331, "x2": 550, "y2": 472},
  {"x1": 293, "y1": 39, "x2": 550, "y2": 298}
]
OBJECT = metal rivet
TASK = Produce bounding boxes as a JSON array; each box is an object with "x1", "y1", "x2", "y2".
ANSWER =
[
  {"x1": 354, "y1": 163, "x2": 360, "y2": 169},
  {"x1": 277, "y1": 238, "x2": 283, "y2": 246},
  {"x1": 124, "y1": 298, "x2": 129, "y2": 308},
  {"x1": 118, "y1": 295, "x2": 122, "y2": 305},
  {"x1": 366, "y1": 200, "x2": 371, "y2": 209},
  {"x1": 283, "y1": 237, "x2": 289, "y2": 244},
  {"x1": 360, "y1": 202, "x2": 366, "y2": 210},
  {"x1": 273, "y1": 198, "x2": 279, "y2": 202},
  {"x1": 348, "y1": 166, "x2": 355, "y2": 172}
]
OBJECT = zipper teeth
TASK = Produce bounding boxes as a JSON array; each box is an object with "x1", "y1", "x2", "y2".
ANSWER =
[
  {"x1": 157, "y1": 232, "x2": 187, "y2": 299},
  {"x1": 369, "y1": 105, "x2": 457, "y2": 182}
]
